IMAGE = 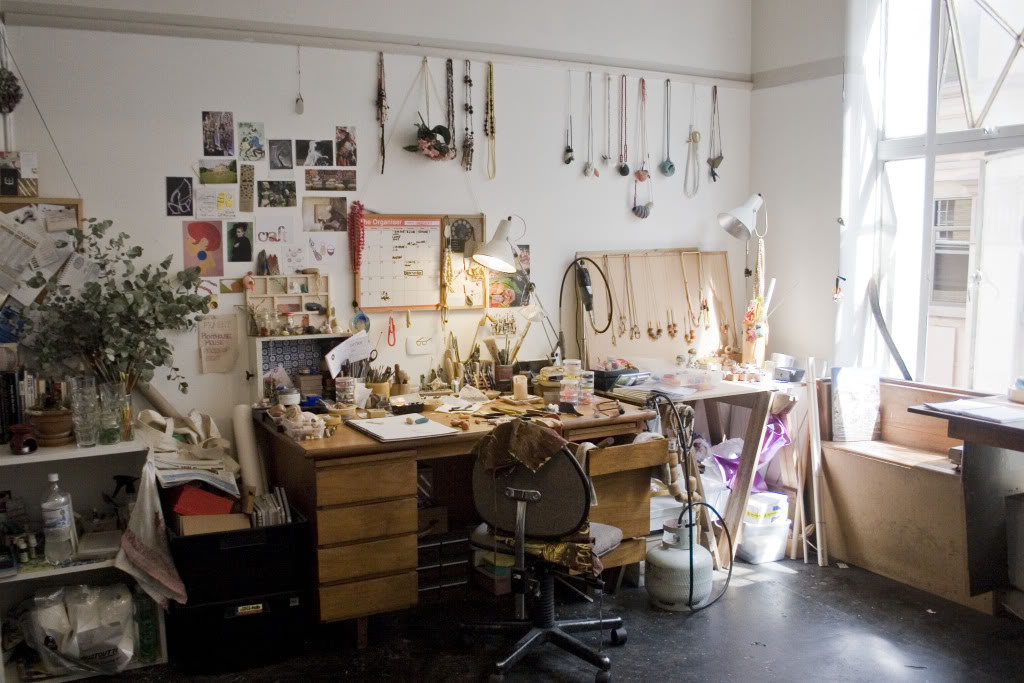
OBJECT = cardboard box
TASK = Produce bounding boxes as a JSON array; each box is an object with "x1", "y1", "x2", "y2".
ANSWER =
[{"x1": 176, "y1": 513, "x2": 250, "y2": 536}]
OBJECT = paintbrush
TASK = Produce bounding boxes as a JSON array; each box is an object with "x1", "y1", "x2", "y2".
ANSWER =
[{"x1": 484, "y1": 336, "x2": 500, "y2": 364}]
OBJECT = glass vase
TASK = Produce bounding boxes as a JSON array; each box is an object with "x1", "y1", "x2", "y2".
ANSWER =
[
  {"x1": 98, "y1": 383, "x2": 122, "y2": 445},
  {"x1": 119, "y1": 391, "x2": 135, "y2": 442}
]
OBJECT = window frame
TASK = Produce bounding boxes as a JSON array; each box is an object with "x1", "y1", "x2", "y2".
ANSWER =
[{"x1": 876, "y1": 0, "x2": 1024, "y2": 384}]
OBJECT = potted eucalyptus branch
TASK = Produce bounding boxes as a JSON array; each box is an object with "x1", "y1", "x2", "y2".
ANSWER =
[{"x1": 21, "y1": 219, "x2": 209, "y2": 444}]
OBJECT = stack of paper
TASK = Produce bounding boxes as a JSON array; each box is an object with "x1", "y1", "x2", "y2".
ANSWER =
[
  {"x1": 153, "y1": 455, "x2": 240, "y2": 497},
  {"x1": 252, "y1": 486, "x2": 292, "y2": 527},
  {"x1": 924, "y1": 399, "x2": 1024, "y2": 424}
]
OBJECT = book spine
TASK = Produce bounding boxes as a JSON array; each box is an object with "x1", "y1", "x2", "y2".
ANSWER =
[{"x1": 0, "y1": 372, "x2": 12, "y2": 443}]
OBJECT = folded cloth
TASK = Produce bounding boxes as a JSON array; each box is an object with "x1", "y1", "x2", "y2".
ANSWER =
[
  {"x1": 114, "y1": 460, "x2": 187, "y2": 608},
  {"x1": 474, "y1": 419, "x2": 568, "y2": 474}
]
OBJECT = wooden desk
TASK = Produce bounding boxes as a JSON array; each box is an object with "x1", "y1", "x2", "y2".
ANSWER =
[
  {"x1": 258, "y1": 403, "x2": 664, "y2": 633},
  {"x1": 908, "y1": 400, "x2": 1024, "y2": 615},
  {"x1": 604, "y1": 381, "x2": 784, "y2": 567}
]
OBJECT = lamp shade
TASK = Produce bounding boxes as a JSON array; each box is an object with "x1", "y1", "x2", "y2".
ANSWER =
[
  {"x1": 472, "y1": 216, "x2": 517, "y2": 273},
  {"x1": 718, "y1": 193, "x2": 764, "y2": 240}
]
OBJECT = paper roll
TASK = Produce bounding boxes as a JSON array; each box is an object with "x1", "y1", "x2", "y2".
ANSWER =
[
  {"x1": 512, "y1": 375, "x2": 528, "y2": 401},
  {"x1": 232, "y1": 404, "x2": 267, "y2": 496}
]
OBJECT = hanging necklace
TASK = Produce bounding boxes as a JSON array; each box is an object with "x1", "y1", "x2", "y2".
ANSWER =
[
  {"x1": 607, "y1": 255, "x2": 627, "y2": 337},
  {"x1": 679, "y1": 252, "x2": 698, "y2": 345},
  {"x1": 445, "y1": 58, "x2": 457, "y2": 159},
  {"x1": 376, "y1": 52, "x2": 388, "y2": 174},
  {"x1": 697, "y1": 252, "x2": 711, "y2": 330},
  {"x1": 617, "y1": 75, "x2": 630, "y2": 176},
  {"x1": 707, "y1": 84, "x2": 724, "y2": 181},
  {"x1": 602, "y1": 74, "x2": 612, "y2": 165},
  {"x1": 603, "y1": 255, "x2": 618, "y2": 346},
  {"x1": 663, "y1": 257, "x2": 678, "y2": 337},
  {"x1": 583, "y1": 72, "x2": 598, "y2": 177},
  {"x1": 563, "y1": 71, "x2": 575, "y2": 164},
  {"x1": 624, "y1": 254, "x2": 641, "y2": 339},
  {"x1": 644, "y1": 257, "x2": 663, "y2": 340},
  {"x1": 461, "y1": 60, "x2": 474, "y2": 171},
  {"x1": 660, "y1": 79, "x2": 675, "y2": 176},
  {"x1": 752, "y1": 201, "x2": 769, "y2": 298},
  {"x1": 683, "y1": 84, "x2": 700, "y2": 198},
  {"x1": 631, "y1": 79, "x2": 653, "y2": 218},
  {"x1": 485, "y1": 62, "x2": 496, "y2": 179}
]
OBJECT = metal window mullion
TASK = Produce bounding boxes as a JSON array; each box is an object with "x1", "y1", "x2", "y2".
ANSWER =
[
  {"x1": 917, "y1": 0, "x2": 944, "y2": 382},
  {"x1": 945, "y1": 0, "x2": 977, "y2": 127}
]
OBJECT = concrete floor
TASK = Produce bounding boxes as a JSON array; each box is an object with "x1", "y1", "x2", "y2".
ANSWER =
[{"x1": 121, "y1": 559, "x2": 1024, "y2": 682}]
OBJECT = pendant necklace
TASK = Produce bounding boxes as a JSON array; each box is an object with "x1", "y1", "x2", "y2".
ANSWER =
[
  {"x1": 617, "y1": 74, "x2": 630, "y2": 176},
  {"x1": 644, "y1": 256, "x2": 663, "y2": 340},
  {"x1": 563, "y1": 71, "x2": 575, "y2": 164},
  {"x1": 376, "y1": 52, "x2": 388, "y2": 174},
  {"x1": 603, "y1": 255, "x2": 618, "y2": 346},
  {"x1": 609, "y1": 255, "x2": 628, "y2": 337},
  {"x1": 679, "y1": 252, "x2": 698, "y2": 346},
  {"x1": 663, "y1": 257, "x2": 678, "y2": 337},
  {"x1": 602, "y1": 74, "x2": 612, "y2": 165},
  {"x1": 659, "y1": 79, "x2": 675, "y2": 176},
  {"x1": 631, "y1": 78, "x2": 653, "y2": 218},
  {"x1": 485, "y1": 62, "x2": 496, "y2": 179},
  {"x1": 624, "y1": 254, "x2": 641, "y2": 339},
  {"x1": 707, "y1": 84, "x2": 724, "y2": 181},
  {"x1": 583, "y1": 72, "x2": 599, "y2": 177},
  {"x1": 445, "y1": 58, "x2": 457, "y2": 159},
  {"x1": 461, "y1": 60, "x2": 474, "y2": 171},
  {"x1": 683, "y1": 84, "x2": 701, "y2": 198},
  {"x1": 697, "y1": 252, "x2": 710, "y2": 330}
]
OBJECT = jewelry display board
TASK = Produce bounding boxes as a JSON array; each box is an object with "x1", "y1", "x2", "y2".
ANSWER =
[
  {"x1": 444, "y1": 213, "x2": 487, "y2": 311},
  {"x1": 245, "y1": 273, "x2": 331, "y2": 331},
  {"x1": 356, "y1": 214, "x2": 443, "y2": 311},
  {"x1": 578, "y1": 248, "x2": 739, "y2": 367}
]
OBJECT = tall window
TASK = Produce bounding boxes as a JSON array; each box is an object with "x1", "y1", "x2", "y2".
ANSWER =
[{"x1": 879, "y1": 0, "x2": 1024, "y2": 392}]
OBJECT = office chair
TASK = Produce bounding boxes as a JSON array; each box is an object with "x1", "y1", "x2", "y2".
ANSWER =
[{"x1": 462, "y1": 434, "x2": 627, "y2": 682}]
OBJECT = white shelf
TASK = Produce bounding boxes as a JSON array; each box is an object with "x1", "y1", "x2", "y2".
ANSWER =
[
  {"x1": 0, "y1": 558, "x2": 118, "y2": 584},
  {"x1": 0, "y1": 439, "x2": 147, "y2": 467},
  {"x1": 253, "y1": 332, "x2": 349, "y2": 341}
]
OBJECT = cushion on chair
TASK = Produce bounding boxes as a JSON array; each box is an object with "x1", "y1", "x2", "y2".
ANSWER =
[{"x1": 469, "y1": 521, "x2": 623, "y2": 557}]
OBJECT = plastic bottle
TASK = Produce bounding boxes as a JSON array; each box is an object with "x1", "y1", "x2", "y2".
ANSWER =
[{"x1": 41, "y1": 473, "x2": 75, "y2": 566}]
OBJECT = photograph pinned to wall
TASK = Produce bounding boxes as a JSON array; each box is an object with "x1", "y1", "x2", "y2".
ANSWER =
[
  {"x1": 304, "y1": 169, "x2": 356, "y2": 191},
  {"x1": 195, "y1": 186, "x2": 236, "y2": 220},
  {"x1": 182, "y1": 220, "x2": 224, "y2": 277},
  {"x1": 165, "y1": 176, "x2": 193, "y2": 216},
  {"x1": 257, "y1": 180, "x2": 297, "y2": 208},
  {"x1": 238, "y1": 164, "x2": 254, "y2": 212},
  {"x1": 202, "y1": 111, "x2": 234, "y2": 156},
  {"x1": 335, "y1": 126, "x2": 356, "y2": 166},
  {"x1": 488, "y1": 245, "x2": 530, "y2": 308},
  {"x1": 264, "y1": 243, "x2": 307, "y2": 274},
  {"x1": 226, "y1": 221, "x2": 253, "y2": 262},
  {"x1": 307, "y1": 233, "x2": 338, "y2": 267},
  {"x1": 447, "y1": 215, "x2": 483, "y2": 253},
  {"x1": 196, "y1": 158, "x2": 237, "y2": 184},
  {"x1": 197, "y1": 278, "x2": 219, "y2": 309},
  {"x1": 0, "y1": 152, "x2": 38, "y2": 197},
  {"x1": 268, "y1": 139, "x2": 293, "y2": 169},
  {"x1": 295, "y1": 139, "x2": 333, "y2": 166},
  {"x1": 255, "y1": 214, "x2": 293, "y2": 244},
  {"x1": 237, "y1": 121, "x2": 265, "y2": 161},
  {"x1": 219, "y1": 278, "x2": 244, "y2": 294},
  {"x1": 302, "y1": 196, "x2": 347, "y2": 232}
]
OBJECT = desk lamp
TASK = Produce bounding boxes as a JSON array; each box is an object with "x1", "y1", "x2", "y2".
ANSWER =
[{"x1": 718, "y1": 193, "x2": 763, "y2": 240}]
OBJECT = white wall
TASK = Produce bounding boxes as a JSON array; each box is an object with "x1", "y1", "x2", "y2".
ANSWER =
[
  {"x1": 749, "y1": 0, "x2": 845, "y2": 365},
  {"x1": 8, "y1": 25, "x2": 752, "y2": 436}
]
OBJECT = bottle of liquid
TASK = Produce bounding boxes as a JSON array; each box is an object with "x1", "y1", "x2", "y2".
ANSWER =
[{"x1": 41, "y1": 473, "x2": 75, "y2": 566}]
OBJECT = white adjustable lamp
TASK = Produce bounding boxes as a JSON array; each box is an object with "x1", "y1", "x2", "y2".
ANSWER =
[
  {"x1": 718, "y1": 193, "x2": 764, "y2": 240},
  {"x1": 471, "y1": 216, "x2": 517, "y2": 273}
]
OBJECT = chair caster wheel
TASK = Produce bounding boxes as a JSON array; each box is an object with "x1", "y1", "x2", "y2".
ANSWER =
[
  {"x1": 595, "y1": 670, "x2": 612, "y2": 683},
  {"x1": 488, "y1": 673, "x2": 506, "y2": 683},
  {"x1": 610, "y1": 627, "x2": 627, "y2": 646}
]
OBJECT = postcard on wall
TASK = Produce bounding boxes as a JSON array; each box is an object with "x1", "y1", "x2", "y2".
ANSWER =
[
  {"x1": 268, "y1": 139, "x2": 293, "y2": 169},
  {"x1": 202, "y1": 111, "x2": 234, "y2": 156},
  {"x1": 219, "y1": 278, "x2": 243, "y2": 294},
  {"x1": 197, "y1": 278, "x2": 219, "y2": 309},
  {"x1": 257, "y1": 180, "x2": 297, "y2": 207},
  {"x1": 489, "y1": 245, "x2": 531, "y2": 308},
  {"x1": 302, "y1": 196, "x2": 347, "y2": 232},
  {"x1": 335, "y1": 126, "x2": 356, "y2": 166},
  {"x1": 182, "y1": 220, "x2": 224, "y2": 277},
  {"x1": 195, "y1": 186, "x2": 236, "y2": 220},
  {"x1": 264, "y1": 243, "x2": 306, "y2": 274},
  {"x1": 195, "y1": 158, "x2": 237, "y2": 184},
  {"x1": 295, "y1": 139, "x2": 333, "y2": 166},
  {"x1": 238, "y1": 164, "x2": 254, "y2": 212},
  {"x1": 40, "y1": 204, "x2": 79, "y2": 233},
  {"x1": 237, "y1": 121, "x2": 265, "y2": 162},
  {"x1": 255, "y1": 214, "x2": 292, "y2": 245},
  {"x1": 307, "y1": 233, "x2": 338, "y2": 268},
  {"x1": 198, "y1": 314, "x2": 239, "y2": 374},
  {"x1": 0, "y1": 152, "x2": 39, "y2": 197},
  {"x1": 304, "y1": 169, "x2": 356, "y2": 191},
  {"x1": 226, "y1": 221, "x2": 253, "y2": 262},
  {"x1": 166, "y1": 176, "x2": 194, "y2": 216}
]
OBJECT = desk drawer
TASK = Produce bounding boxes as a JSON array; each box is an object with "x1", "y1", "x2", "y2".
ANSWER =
[
  {"x1": 316, "y1": 458, "x2": 416, "y2": 506},
  {"x1": 319, "y1": 571, "x2": 417, "y2": 621},
  {"x1": 318, "y1": 498, "x2": 417, "y2": 545},
  {"x1": 587, "y1": 439, "x2": 668, "y2": 477},
  {"x1": 318, "y1": 533, "x2": 417, "y2": 584}
]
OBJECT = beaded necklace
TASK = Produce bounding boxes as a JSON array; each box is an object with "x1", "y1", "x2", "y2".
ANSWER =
[
  {"x1": 376, "y1": 52, "x2": 388, "y2": 174},
  {"x1": 683, "y1": 84, "x2": 700, "y2": 198},
  {"x1": 602, "y1": 74, "x2": 612, "y2": 165},
  {"x1": 485, "y1": 62, "x2": 496, "y2": 179},
  {"x1": 445, "y1": 58, "x2": 456, "y2": 159},
  {"x1": 461, "y1": 60, "x2": 474, "y2": 171}
]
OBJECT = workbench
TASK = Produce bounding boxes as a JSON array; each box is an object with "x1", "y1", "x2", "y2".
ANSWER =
[{"x1": 257, "y1": 403, "x2": 665, "y2": 641}]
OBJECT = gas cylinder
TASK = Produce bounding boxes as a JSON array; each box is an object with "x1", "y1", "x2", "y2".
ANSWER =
[{"x1": 645, "y1": 516, "x2": 713, "y2": 611}]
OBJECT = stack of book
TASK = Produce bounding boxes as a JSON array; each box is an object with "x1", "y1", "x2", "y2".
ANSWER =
[{"x1": 252, "y1": 487, "x2": 292, "y2": 527}]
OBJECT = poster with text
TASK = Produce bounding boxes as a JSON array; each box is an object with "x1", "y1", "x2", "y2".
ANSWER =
[
  {"x1": 254, "y1": 214, "x2": 292, "y2": 245},
  {"x1": 198, "y1": 314, "x2": 239, "y2": 373}
]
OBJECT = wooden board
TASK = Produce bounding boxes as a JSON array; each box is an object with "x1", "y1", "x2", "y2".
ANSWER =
[
  {"x1": 589, "y1": 468, "x2": 652, "y2": 539},
  {"x1": 318, "y1": 534, "x2": 418, "y2": 584},
  {"x1": 598, "y1": 537, "x2": 645, "y2": 569},
  {"x1": 879, "y1": 381, "x2": 982, "y2": 452},
  {"x1": 319, "y1": 571, "x2": 418, "y2": 621},
  {"x1": 0, "y1": 197, "x2": 83, "y2": 229}
]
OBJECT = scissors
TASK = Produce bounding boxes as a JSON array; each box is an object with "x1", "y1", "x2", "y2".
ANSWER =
[{"x1": 367, "y1": 349, "x2": 379, "y2": 363}]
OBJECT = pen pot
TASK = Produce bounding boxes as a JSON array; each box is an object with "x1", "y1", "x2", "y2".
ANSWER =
[{"x1": 368, "y1": 382, "x2": 391, "y2": 398}]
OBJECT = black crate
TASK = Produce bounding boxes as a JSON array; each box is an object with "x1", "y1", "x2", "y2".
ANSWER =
[
  {"x1": 168, "y1": 589, "x2": 306, "y2": 673},
  {"x1": 167, "y1": 508, "x2": 309, "y2": 604}
]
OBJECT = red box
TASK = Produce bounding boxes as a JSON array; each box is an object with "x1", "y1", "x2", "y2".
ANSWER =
[{"x1": 169, "y1": 485, "x2": 235, "y2": 516}]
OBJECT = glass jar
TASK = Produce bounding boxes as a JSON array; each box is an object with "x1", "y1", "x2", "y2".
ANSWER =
[
  {"x1": 559, "y1": 378, "x2": 580, "y2": 405},
  {"x1": 335, "y1": 376, "x2": 355, "y2": 405},
  {"x1": 579, "y1": 370, "x2": 595, "y2": 405},
  {"x1": 563, "y1": 359, "x2": 582, "y2": 379},
  {"x1": 98, "y1": 383, "x2": 122, "y2": 445},
  {"x1": 69, "y1": 376, "x2": 99, "y2": 448}
]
